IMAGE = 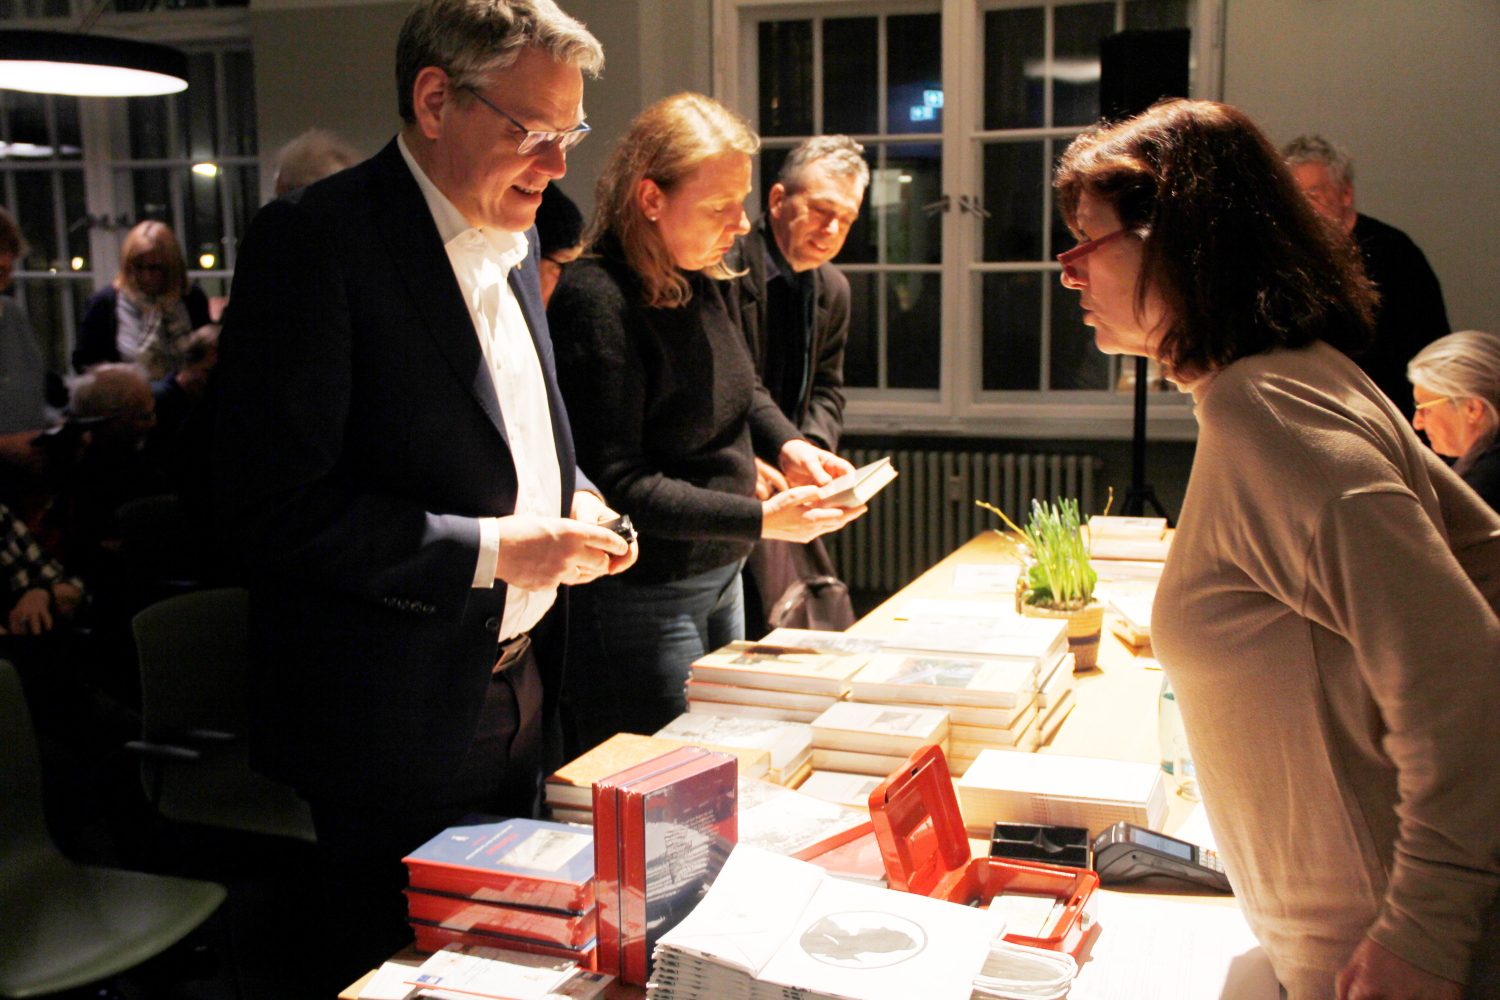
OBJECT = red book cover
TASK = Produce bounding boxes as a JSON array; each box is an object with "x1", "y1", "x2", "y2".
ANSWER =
[
  {"x1": 403, "y1": 890, "x2": 597, "y2": 947},
  {"x1": 592, "y1": 746, "x2": 706, "y2": 981},
  {"x1": 618, "y1": 752, "x2": 738, "y2": 986},
  {"x1": 402, "y1": 818, "x2": 595, "y2": 913},
  {"x1": 409, "y1": 922, "x2": 598, "y2": 969}
]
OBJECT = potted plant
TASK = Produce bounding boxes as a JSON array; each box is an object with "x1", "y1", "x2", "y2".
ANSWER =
[{"x1": 977, "y1": 497, "x2": 1106, "y2": 670}]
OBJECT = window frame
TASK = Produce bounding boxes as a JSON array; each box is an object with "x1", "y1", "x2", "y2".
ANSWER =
[{"x1": 714, "y1": 0, "x2": 1225, "y2": 440}]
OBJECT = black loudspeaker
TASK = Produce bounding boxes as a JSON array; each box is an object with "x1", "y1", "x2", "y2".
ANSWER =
[
  {"x1": 1097, "y1": 28, "x2": 1190, "y2": 520},
  {"x1": 1099, "y1": 28, "x2": 1191, "y2": 123}
]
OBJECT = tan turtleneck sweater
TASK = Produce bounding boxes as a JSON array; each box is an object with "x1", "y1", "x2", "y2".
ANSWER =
[{"x1": 1153, "y1": 340, "x2": 1500, "y2": 998}]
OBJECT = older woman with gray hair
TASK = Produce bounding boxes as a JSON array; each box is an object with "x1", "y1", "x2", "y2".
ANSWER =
[{"x1": 1409, "y1": 330, "x2": 1500, "y2": 512}]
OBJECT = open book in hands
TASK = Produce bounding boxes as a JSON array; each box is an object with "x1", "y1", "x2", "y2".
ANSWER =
[{"x1": 816, "y1": 457, "x2": 897, "y2": 509}]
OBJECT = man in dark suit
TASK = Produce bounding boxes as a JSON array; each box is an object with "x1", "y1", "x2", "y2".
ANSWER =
[
  {"x1": 1283, "y1": 134, "x2": 1450, "y2": 420},
  {"x1": 724, "y1": 136, "x2": 868, "y2": 634},
  {"x1": 212, "y1": 0, "x2": 632, "y2": 984}
]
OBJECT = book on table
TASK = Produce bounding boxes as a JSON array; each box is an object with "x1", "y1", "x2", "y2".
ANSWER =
[
  {"x1": 761, "y1": 628, "x2": 887, "y2": 656},
  {"x1": 955, "y1": 749, "x2": 1168, "y2": 837},
  {"x1": 848, "y1": 652, "x2": 1037, "y2": 709},
  {"x1": 409, "y1": 923, "x2": 597, "y2": 966},
  {"x1": 543, "y1": 732, "x2": 769, "y2": 814},
  {"x1": 815, "y1": 456, "x2": 897, "y2": 508},
  {"x1": 880, "y1": 698, "x2": 1033, "y2": 730},
  {"x1": 881, "y1": 615, "x2": 1067, "y2": 671},
  {"x1": 682, "y1": 679, "x2": 840, "y2": 714},
  {"x1": 811, "y1": 701, "x2": 949, "y2": 758},
  {"x1": 1087, "y1": 515, "x2": 1166, "y2": 538},
  {"x1": 399, "y1": 942, "x2": 610, "y2": 1000},
  {"x1": 948, "y1": 703, "x2": 1039, "y2": 748},
  {"x1": 809, "y1": 747, "x2": 913, "y2": 777},
  {"x1": 735, "y1": 775, "x2": 872, "y2": 860},
  {"x1": 1035, "y1": 653, "x2": 1076, "y2": 709},
  {"x1": 592, "y1": 747, "x2": 738, "y2": 987},
  {"x1": 689, "y1": 639, "x2": 875, "y2": 696},
  {"x1": 403, "y1": 889, "x2": 597, "y2": 948},
  {"x1": 647, "y1": 845, "x2": 998, "y2": 1000},
  {"x1": 654, "y1": 712, "x2": 813, "y2": 785},
  {"x1": 402, "y1": 818, "x2": 596, "y2": 914},
  {"x1": 796, "y1": 771, "x2": 885, "y2": 811},
  {"x1": 686, "y1": 698, "x2": 821, "y2": 724}
]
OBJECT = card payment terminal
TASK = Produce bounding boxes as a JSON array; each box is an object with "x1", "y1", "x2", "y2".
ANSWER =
[{"x1": 1091, "y1": 822, "x2": 1232, "y2": 892}]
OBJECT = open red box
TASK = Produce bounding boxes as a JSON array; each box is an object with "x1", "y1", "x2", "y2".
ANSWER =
[{"x1": 868, "y1": 744, "x2": 1100, "y2": 961}]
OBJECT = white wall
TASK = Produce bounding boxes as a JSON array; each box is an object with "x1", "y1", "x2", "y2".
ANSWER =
[{"x1": 1222, "y1": 0, "x2": 1500, "y2": 333}]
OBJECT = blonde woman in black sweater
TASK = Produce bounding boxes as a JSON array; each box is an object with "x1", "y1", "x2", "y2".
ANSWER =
[{"x1": 549, "y1": 94, "x2": 862, "y2": 751}]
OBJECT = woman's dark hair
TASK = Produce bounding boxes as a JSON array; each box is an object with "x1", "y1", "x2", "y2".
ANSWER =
[{"x1": 1054, "y1": 99, "x2": 1376, "y2": 375}]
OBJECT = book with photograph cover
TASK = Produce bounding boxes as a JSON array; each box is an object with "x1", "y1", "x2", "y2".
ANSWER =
[
  {"x1": 811, "y1": 701, "x2": 949, "y2": 757},
  {"x1": 654, "y1": 713, "x2": 813, "y2": 784},
  {"x1": 797, "y1": 771, "x2": 884, "y2": 811},
  {"x1": 882, "y1": 616, "x2": 1066, "y2": 669},
  {"x1": 690, "y1": 640, "x2": 875, "y2": 696},
  {"x1": 402, "y1": 819, "x2": 596, "y2": 913},
  {"x1": 682, "y1": 679, "x2": 840, "y2": 714},
  {"x1": 761, "y1": 628, "x2": 887, "y2": 656},
  {"x1": 849, "y1": 653, "x2": 1036, "y2": 709},
  {"x1": 735, "y1": 776, "x2": 872, "y2": 861}
]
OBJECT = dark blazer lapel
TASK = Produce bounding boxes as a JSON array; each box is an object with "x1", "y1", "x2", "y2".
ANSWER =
[
  {"x1": 509, "y1": 232, "x2": 577, "y2": 511},
  {"x1": 366, "y1": 139, "x2": 509, "y2": 449}
]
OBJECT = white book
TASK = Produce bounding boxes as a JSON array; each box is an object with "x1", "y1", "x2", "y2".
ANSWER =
[
  {"x1": 1036, "y1": 688, "x2": 1076, "y2": 746},
  {"x1": 652, "y1": 845, "x2": 996, "y2": 1000},
  {"x1": 882, "y1": 615, "x2": 1067, "y2": 669},
  {"x1": 404, "y1": 943, "x2": 575, "y2": 1000},
  {"x1": 655, "y1": 713, "x2": 814, "y2": 777},
  {"x1": 1089, "y1": 536, "x2": 1171, "y2": 561},
  {"x1": 1087, "y1": 515, "x2": 1166, "y2": 538},
  {"x1": 812, "y1": 701, "x2": 949, "y2": 756},
  {"x1": 849, "y1": 652, "x2": 1036, "y2": 709},
  {"x1": 956, "y1": 750, "x2": 1168, "y2": 836},
  {"x1": 796, "y1": 771, "x2": 885, "y2": 811},
  {"x1": 882, "y1": 699, "x2": 1035, "y2": 729},
  {"x1": 810, "y1": 748, "x2": 912, "y2": 776},
  {"x1": 1034, "y1": 653, "x2": 1076, "y2": 710},
  {"x1": 761, "y1": 628, "x2": 888, "y2": 656},
  {"x1": 691, "y1": 640, "x2": 875, "y2": 696},
  {"x1": 736, "y1": 777, "x2": 871, "y2": 860},
  {"x1": 684, "y1": 680, "x2": 840, "y2": 713},
  {"x1": 688, "y1": 699, "x2": 822, "y2": 724},
  {"x1": 950, "y1": 702, "x2": 1039, "y2": 744},
  {"x1": 816, "y1": 456, "x2": 897, "y2": 508},
  {"x1": 1091, "y1": 559, "x2": 1164, "y2": 583}
]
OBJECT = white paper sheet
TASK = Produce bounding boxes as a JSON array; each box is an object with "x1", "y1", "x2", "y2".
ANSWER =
[
  {"x1": 1070, "y1": 893, "x2": 1279, "y2": 1000},
  {"x1": 950, "y1": 564, "x2": 1021, "y2": 593}
]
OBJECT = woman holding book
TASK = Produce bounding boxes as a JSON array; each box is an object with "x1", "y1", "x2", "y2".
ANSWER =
[
  {"x1": 548, "y1": 93, "x2": 863, "y2": 750},
  {"x1": 1053, "y1": 99, "x2": 1500, "y2": 1000}
]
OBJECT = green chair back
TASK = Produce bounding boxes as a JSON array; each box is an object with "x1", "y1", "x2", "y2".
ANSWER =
[
  {"x1": 133, "y1": 587, "x2": 250, "y2": 743},
  {"x1": 0, "y1": 661, "x2": 59, "y2": 867}
]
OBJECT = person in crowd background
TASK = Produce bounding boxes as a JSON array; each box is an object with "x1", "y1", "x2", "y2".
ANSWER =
[
  {"x1": 1058, "y1": 99, "x2": 1500, "y2": 1000},
  {"x1": 73, "y1": 221, "x2": 213, "y2": 378},
  {"x1": 722, "y1": 134, "x2": 867, "y2": 634},
  {"x1": 549, "y1": 92, "x2": 863, "y2": 753},
  {"x1": 534, "y1": 182, "x2": 584, "y2": 306},
  {"x1": 273, "y1": 127, "x2": 362, "y2": 197},
  {"x1": 0, "y1": 207, "x2": 49, "y2": 474},
  {"x1": 212, "y1": 0, "x2": 632, "y2": 986},
  {"x1": 1283, "y1": 135, "x2": 1450, "y2": 420},
  {"x1": 1408, "y1": 330, "x2": 1500, "y2": 514}
]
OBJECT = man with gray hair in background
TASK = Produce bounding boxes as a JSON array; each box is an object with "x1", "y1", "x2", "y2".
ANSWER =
[
  {"x1": 1284, "y1": 134, "x2": 1449, "y2": 420},
  {"x1": 213, "y1": 0, "x2": 633, "y2": 984},
  {"x1": 724, "y1": 136, "x2": 869, "y2": 633}
]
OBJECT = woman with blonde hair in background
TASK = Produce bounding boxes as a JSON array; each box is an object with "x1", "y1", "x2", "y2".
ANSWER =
[
  {"x1": 73, "y1": 220, "x2": 212, "y2": 377},
  {"x1": 1408, "y1": 330, "x2": 1500, "y2": 513},
  {"x1": 548, "y1": 93, "x2": 863, "y2": 752}
]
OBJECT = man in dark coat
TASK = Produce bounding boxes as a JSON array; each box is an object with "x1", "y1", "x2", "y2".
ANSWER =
[
  {"x1": 212, "y1": 0, "x2": 633, "y2": 985},
  {"x1": 724, "y1": 136, "x2": 868, "y2": 634},
  {"x1": 1284, "y1": 134, "x2": 1450, "y2": 420}
]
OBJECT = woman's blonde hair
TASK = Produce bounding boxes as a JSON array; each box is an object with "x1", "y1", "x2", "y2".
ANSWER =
[
  {"x1": 587, "y1": 92, "x2": 758, "y2": 308},
  {"x1": 1408, "y1": 329, "x2": 1500, "y2": 472},
  {"x1": 114, "y1": 221, "x2": 188, "y2": 303}
]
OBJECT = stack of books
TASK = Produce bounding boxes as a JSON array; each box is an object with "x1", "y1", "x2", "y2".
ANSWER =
[
  {"x1": 808, "y1": 701, "x2": 949, "y2": 777},
  {"x1": 401, "y1": 818, "x2": 598, "y2": 964},
  {"x1": 653, "y1": 712, "x2": 813, "y2": 786},
  {"x1": 1087, "y1": 515, "x2": 1171, "y2": 562},
  {"x1": 593, "y1": 747, "x2": 738, "y2": 986},
  {"x1": 544, "y1": 733, "x2": 768, "y2": 826},
  {"x1": 686, "y1": 639, "x2": 875, "y2": 724},
  {"x1": 955, "y1": 749, "x2": 1169, "y2": 838},
  {"x1": 646, "y1": 846, "x2": 999, "y2": 1000},
  {"x1": 1108, "y1": 589, "x2": 1155, "y2": 647}
]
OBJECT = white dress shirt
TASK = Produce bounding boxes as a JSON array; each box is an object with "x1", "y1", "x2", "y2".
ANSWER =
[{"x1": 399, "y1": 136, "x2": 564, "y2": 640}]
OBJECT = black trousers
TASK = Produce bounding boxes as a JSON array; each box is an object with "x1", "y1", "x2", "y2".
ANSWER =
[{"x1": 304, "y1": 648, "x2": 543, "y2": 991}]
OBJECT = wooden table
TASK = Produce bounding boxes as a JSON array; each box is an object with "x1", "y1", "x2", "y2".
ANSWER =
[{"x1": 342, "y1": 532, "x2": 1233, "y2": 997}]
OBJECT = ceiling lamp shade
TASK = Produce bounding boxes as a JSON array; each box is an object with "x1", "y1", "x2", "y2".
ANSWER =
[{"x1": 0, "y1": 29, "x2": 188, "y2": 96}]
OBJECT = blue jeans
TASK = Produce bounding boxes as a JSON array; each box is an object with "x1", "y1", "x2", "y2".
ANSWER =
[{"x1": 563, "y1": 560, "x2": 745, "y2": 755}]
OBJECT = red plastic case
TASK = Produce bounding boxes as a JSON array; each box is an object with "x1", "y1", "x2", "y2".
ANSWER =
[{"x1": 868, "y1": 744, "x2": 1100, "y2": 961}]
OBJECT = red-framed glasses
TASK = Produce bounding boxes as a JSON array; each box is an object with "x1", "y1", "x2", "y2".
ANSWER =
[{"x1": 1057, "y1": 228, "x2": 1128, "y2": 281}]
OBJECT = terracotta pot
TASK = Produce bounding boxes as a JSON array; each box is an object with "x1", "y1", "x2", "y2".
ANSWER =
[{"x1": 1020, "y1": 598, "x2": 1105, "y2": 670}]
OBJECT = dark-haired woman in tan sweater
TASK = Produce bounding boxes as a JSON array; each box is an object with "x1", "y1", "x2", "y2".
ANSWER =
[{"x1": 1055, "y1": 99, "x2": 1500, "y2": 1000}]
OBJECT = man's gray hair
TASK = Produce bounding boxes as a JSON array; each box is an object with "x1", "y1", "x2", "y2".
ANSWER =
[
  {"x1": 778, "y1": 135, "x2": 870, "y2": 193},
  {"x1": 275, "y1": 128, "x2": 362, "y2": 196},
  {"x1": 1282, "y1": 134, "x2": 1355, "y2": 189},
  {"x1": 396, "y1": 0, "x2": 604, "y2": 124},
  {"x1": 67, "y1": 363, "x2": 150, "y2": 420}
]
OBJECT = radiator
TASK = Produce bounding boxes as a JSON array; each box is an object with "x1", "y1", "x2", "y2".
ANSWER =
[{"x1": 824, "y1": 449, "x2": 1100, "y2": 593}]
